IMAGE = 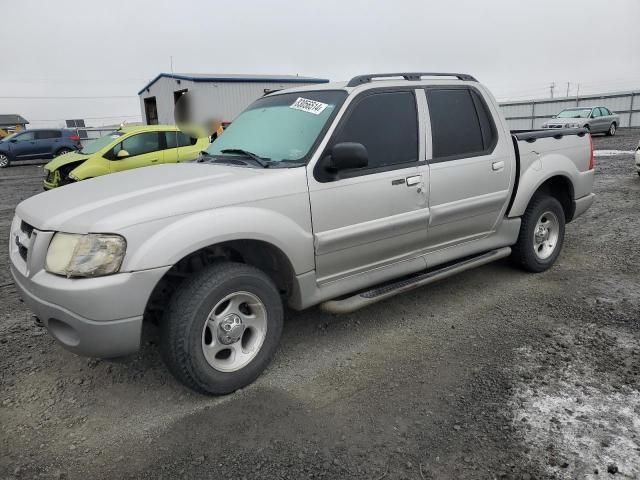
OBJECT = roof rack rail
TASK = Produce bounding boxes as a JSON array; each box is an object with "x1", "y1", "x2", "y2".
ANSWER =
[{"x1": 346, "y1": 72, "x2": 477, "y2": 88}]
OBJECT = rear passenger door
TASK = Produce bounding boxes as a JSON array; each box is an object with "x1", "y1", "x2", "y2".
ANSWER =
[
  {"x1": 424, "y1": 87, "x2": 512, "y2": 250},
  {"x1": 35, "y1": 130, "x2": 62, "y2": 157},
  {"x1": 590, "y1": 108, "x2": 605, "y2": 132},
  {"x1": 108, "y1": 132, "x2": 163, "y2": 173}
]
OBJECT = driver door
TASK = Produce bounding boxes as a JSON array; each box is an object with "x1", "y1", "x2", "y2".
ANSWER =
[
  {"x1": 307, "y1": 89, "x2": 429, "y2": 284},
  {"x1": 109, "y1": 132, "x2": 163, "y2": 173},
  {"x1": 10, "y1": 131, "x2": 38, "y2": 159}
]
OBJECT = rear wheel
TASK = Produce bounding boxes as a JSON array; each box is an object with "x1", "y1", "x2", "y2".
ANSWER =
[
  {"x1": 607, "y1": 123, "x2": 616, "y2": 136},
  {"x1": 511, "y1": 195, "x2": 566, "y2": 273},
  {"x1": 160, "y1": 262, "x2": 284, "y2": 395},
  {"x1": 55, "y1": 148, "x2": 73, "y2": 157},
  {"x1": 0, "y1": 153, "x2": 10, "y2": 168}
]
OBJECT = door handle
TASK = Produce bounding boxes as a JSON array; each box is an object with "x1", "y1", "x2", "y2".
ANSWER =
[
  {"x1": 151, "y1": 159, "x2": 159, "y2": 163},
  {"x1": 492, "y1": 161, "x2": 505, "y2": 171},
  {"x1": 406, "y1": 175, "x2": 422, "y2": 186}
]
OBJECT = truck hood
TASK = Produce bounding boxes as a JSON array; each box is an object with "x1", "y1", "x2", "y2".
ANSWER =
[
  {"x1": 44, "y1": 150, "x2": 91, "y2": 172},
  {"x1": 16, "y1": 163, "x2": 307, "y2": 233}
]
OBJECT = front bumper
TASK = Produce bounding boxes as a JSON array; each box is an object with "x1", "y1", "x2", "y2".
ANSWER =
[{"x1": 9, "y1": 216, "x2": 170, "y2": 358}]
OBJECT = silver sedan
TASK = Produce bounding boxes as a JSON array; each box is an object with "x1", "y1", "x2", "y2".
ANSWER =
[{"x1": 541, "y1": 106, "x2": 620, "y2": 135}]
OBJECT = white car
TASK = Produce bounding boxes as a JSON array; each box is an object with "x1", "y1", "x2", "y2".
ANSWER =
[{"x1": 636, "y1": 140, "x2": 640, "y2": 176}]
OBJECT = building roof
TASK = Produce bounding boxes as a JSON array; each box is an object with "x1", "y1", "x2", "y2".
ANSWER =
[
  {"x1": 0, "y1": 114, "x2": 29, "y2": 127},
  {"x1": 138, "y1": 73, "x2": 330, "y2": 95}
]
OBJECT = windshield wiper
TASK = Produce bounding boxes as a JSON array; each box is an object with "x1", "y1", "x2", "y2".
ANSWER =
[{"x1": 220, "y1": 148, "x2": 270, "y2": 168}]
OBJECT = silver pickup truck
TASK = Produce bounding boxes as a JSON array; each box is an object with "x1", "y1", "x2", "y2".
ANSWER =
[{"x1": 9, "y1": 72, "x2": 595, "y2": 394}]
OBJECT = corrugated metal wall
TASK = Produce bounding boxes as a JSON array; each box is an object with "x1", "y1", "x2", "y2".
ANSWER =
[
  {"x1": 499, "y1": 90, "x2": 640, "y2": 130},
  {"x1": 139, "y1": 78, "x2": 323, "y2": 125}
]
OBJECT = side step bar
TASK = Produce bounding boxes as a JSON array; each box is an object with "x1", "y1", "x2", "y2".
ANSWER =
[{"x1": 320, "y1": 247, "x2": 512, "y2": 314}]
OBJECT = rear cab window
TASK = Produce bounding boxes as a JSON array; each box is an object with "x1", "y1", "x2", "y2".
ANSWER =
[{"x1": 426, "y1": 87, "x2": 497, "y2": 162}]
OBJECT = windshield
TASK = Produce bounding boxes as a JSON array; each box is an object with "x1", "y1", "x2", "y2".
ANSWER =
[
  {"x1": 556, "y1": 108, "x2": 592, "y2": 119},
  {"x1": 80, "y1": 131, "x2": 122, "y2": 154},
  {"x1": 207, "y1": 90, "x2": 347, "y2": 163}
]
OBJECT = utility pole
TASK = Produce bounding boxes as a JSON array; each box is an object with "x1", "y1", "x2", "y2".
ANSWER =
[
  {"x1": 575, "y1": 83, "x2": 580, "y2": 106},
  {"x1": 550, "y1": 82, "x2": 556, "y2": 99},
  {"x1": 566, "y1": 82, "x2": 570, "y2": 97},
  {"x1": 170, "y1": 56, "x2": 174, "y2": 73}
]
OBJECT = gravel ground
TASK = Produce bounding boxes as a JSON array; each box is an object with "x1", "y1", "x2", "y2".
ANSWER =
[{"x1": 1, "y1": 129, "x2": 639, "y2": 480}]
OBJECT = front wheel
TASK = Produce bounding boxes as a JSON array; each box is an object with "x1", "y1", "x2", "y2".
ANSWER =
[
  {"x1": 511, "y1": 195, "x2": 566, "y2": 273},
  {"x1": 0, "y1": 153, "x2": 10, "y2": 168},
  {"x1": 160, "y1": 262, "x2": 284, "y2": 395},
  {"x1": 607, "y1": 123, "x2": 616, "y2": 136}
]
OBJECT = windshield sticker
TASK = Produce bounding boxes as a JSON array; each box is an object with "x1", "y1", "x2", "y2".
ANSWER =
[{"x1": 290, "y1": 97, "x2": 329, "y2": 115}]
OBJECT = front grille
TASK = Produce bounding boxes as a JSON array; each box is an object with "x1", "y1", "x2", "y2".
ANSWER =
[
  {"x1": 20, "y1": 220, "x2": 34, "y2": 238},
  {"x1": 17, "y1": 220, "x2": 35, "y2": 262}
]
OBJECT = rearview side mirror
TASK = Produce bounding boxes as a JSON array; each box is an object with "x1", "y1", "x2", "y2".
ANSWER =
[
  {"x1": 116, "y1": 150, "x2": 130, "y2": 159},
  {"x1": 330, "y1": 142, "x2": 368, "y2": 170},
  {"x1": 9, "y1": 139, "x2": 17, "y2": 143}
]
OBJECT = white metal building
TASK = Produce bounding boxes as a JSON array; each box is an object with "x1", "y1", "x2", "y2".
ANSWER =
[{"x1": 137, "y1": 73, "x2": 329, "y2": 125}]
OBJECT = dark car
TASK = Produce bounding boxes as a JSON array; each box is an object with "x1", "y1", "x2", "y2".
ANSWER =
[{"x1": 0, "y1": 129, "x2": 82, "y2": 168}]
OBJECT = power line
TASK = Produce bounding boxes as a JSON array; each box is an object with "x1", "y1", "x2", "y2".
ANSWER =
[{"x1": 0, "y1": 95, "x2": 137, "y2": 99}]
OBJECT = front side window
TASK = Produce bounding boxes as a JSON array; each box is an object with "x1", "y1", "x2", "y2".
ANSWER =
[
  {"x1": 428, "y1": 88, "x2": 486, "y2": 160},
  {"x1": 207, "y1": 90, "x2": 347, "y2": 163},
  {"x1": 330, "y1": 91, "x2": 418, "y2": 169},
  {"x1": 15, "y1": 131, "x2": 35, "y2": 141},
  {"x1": 592, "y1": 108, "x2": 601, "y2": 118},
  {"x1": 113, "y1": 132, "x2": 160, "y2": 157}
]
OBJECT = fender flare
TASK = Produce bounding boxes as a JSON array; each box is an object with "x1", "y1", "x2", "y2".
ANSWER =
[
  {"x1": 508, "y1": 153, "x2": 577, "y2": 218},
  {"x1": 122, "y1": 206, "x2": 315, "y2": 274}
]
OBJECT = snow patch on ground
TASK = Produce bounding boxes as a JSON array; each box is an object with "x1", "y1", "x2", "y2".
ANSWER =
[
  {"x1": 594, "y1": 150, "x2": 635, "y2": 156},
  {"x1": 510, "y1": 327, "x2": 640, "y2": 478}
]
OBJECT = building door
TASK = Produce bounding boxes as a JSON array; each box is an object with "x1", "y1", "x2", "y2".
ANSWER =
[{"x1": 144, "y1": 97, "x2": 158, "y2": 125}]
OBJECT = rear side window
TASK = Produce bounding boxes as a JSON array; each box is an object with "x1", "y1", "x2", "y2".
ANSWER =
[
  {"x1": 332, "y1": 91, "x2": 418, "y2": 170},
  {"x1": 36, "y1": 130, "x2": 61, "y2": 140},
  {"x1": 427, "y1": 88, "x2": 496, "y2": 161},
  {"x1": 165, "y1": 131, "x2": 197, "y2": 148}
]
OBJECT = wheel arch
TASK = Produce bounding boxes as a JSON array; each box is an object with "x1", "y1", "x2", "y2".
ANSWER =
[
  {"x1": 143, "y1": 238, "x2": 298, "y2": 326},
  {"x1": 509, "y1": 174, "x2": 575, "y2": 222}
]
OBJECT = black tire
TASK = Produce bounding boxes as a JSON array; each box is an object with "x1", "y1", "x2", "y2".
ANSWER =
[
  {"x1": 511, "y1": 195, "x2": 566, "y2": 273},
  {"x1": 0, "y1": 153, "x2": 10, "y2": 168},
  {"x1": 55, "y1": 148, "x2": 72, "y2": 157},
  {"x1": 606, "y1": 123, "x2": 616, "y2": 136},
  {"x1": 160, "y1": 262, "x2": 284, "y2": 395}
]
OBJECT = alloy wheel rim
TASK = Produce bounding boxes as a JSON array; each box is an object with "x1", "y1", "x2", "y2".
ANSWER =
[
  {"x1": 0, "y1": 154, "x2": 8, "y2": 167},
  {"x1": 532, "y1": 211, "x2": 559, "y2": 260},
  {"x1": 201, "y1": 291, "x2": 268, "y2": 372},
  {"x1": 610, "y1": 124, "x2": 615, "y2": 135}
]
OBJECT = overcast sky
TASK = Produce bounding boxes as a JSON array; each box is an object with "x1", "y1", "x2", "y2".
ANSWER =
[{"x1": 2, "y1": 0, "x2": 639, "y2": 127}]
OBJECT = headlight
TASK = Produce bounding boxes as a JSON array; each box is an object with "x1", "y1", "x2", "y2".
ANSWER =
[{"x1": 45, "y1": 233, "x2": 126, "y2": 277}]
